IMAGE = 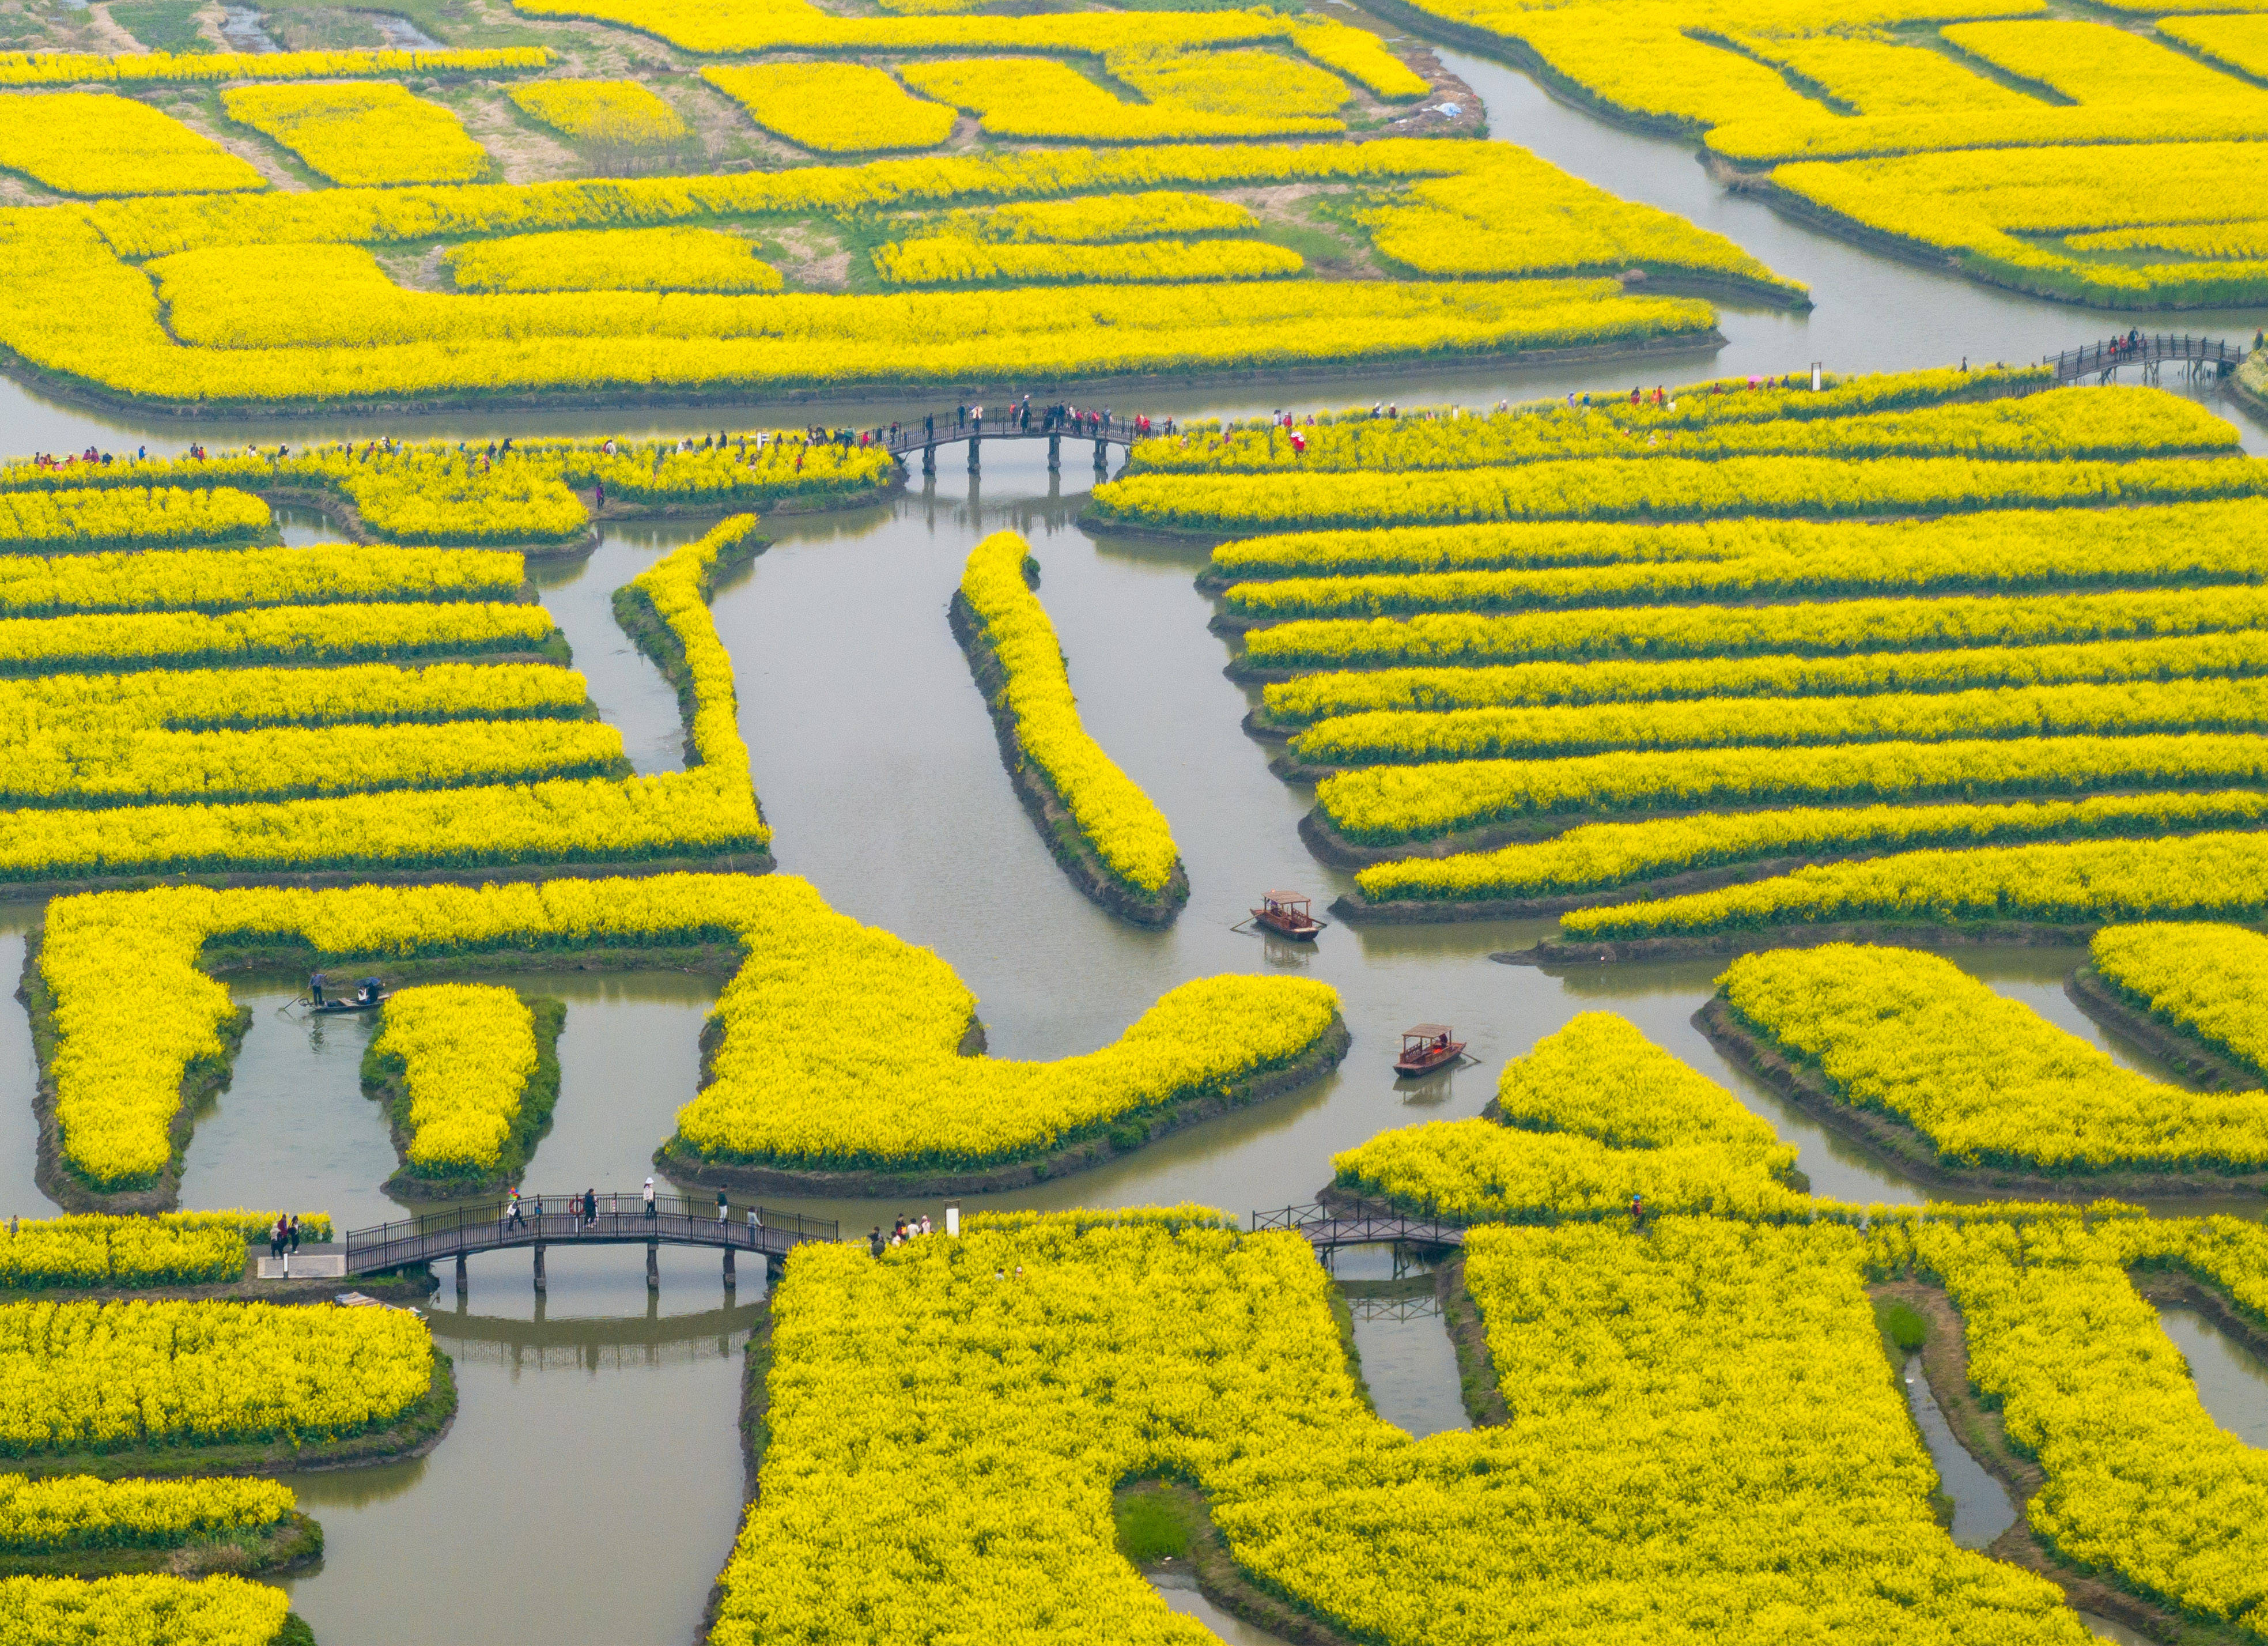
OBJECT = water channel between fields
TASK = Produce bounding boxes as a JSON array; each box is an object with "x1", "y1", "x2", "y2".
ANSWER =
[{"x1": 2, "y1": 37, "x2": 2268, "y2": 1646}]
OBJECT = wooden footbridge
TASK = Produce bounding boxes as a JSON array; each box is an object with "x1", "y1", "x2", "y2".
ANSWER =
[
  {"x1": 1251, "y1": 1200, "x2": 1468, "y2": 1255},
  {"x1": 882, "y1": 408, "x2": 1161, "y2": 474},
  {"x1": 341, "y1": 1191, "x2": 838, "y2": 1292},
  {"x1": 2046, "y1": 333, "x2": 2251, "y2": 385}
]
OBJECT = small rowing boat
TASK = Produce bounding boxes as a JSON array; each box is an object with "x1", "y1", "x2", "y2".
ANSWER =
[
  {"x1": 1395, "y1": 1025, "x2": 1466, "y2": 1075},
  {"x1": 1250, "y1": 890, "x2": 1325, "y2": 941}
]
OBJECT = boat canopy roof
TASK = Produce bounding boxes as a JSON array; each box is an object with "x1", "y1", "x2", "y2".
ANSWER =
[
  {"x1": 1405, "y1": 1024, "x2": 1451, "y2": 1037},
  {"x1": 1264, "y1": 889, "x2": 1309, "y2": 903}
]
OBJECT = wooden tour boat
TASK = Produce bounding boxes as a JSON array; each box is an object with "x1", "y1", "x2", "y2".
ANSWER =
[
  {"x1": 1395, "y1": 1024, "x2": 1466, "y2": 1075},
  {"x1": 1250, "y1": 890, "x2": 1326, "y2": 941},
  {"x1": 304, "y1": 975, "x2": 392, "y2": 1014}
]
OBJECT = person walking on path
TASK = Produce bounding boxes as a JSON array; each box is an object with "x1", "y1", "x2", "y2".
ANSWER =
[
  {"x1": 644, "y1": 1177, "x2": 656, "y2": 1219},
  {"x1": 271, "y1": 1216, "x2": 285, "y2": 1262},
  {"x1": 288, "y1": 1214, "x2": 300, "y2": 1255},
  {"x1": 869, "y1": 1226, "x2": 885, "y2": 1258}
]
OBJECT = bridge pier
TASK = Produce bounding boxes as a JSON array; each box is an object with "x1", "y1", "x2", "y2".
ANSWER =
[
  {"x1": 1047, "y1": 433, "x2": 1060, "y2": 470},
  {"x1": 967, "y1": 435, "x2": 980, "y2": 472},
  {"x1": 722, "y1": 1247, "x2": 735, "y2": 1288},
  {"x1": 455, "y1": 1254, "x2": 467, "y2": 1294},
  {"x1": 922, "y1": 444, "x2": 935, "y2": 475},
  {"x1": 1093, "y1": 438, "x2": 1107, "y2": 470},
  {"x1": 647, "y1": 1242, "x2": 660, "y2": 1291},
  {"x1": 532, "y1": 1243, "x2": 545, "y2": 1294}
]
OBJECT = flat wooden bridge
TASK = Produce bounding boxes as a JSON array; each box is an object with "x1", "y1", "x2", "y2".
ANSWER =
[
  {"x1": 2047, "y1": 333, "x2": 2250, "y2": 385},
  {"x1": 1251, "y1": 1200, "x2": 1467, "y2": 1254},
  {"x1": 342, "y1": 1191, "x2": 838, "y2": 1292},
  {"x1": 883, "y1": 409, "x2": 1160, "y2": 474}
]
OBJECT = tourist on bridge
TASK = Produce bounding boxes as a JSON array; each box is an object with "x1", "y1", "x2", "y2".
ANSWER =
[
  {"x1": 506, "y1": 1188, "x2": 524, "y2": 1229},
  {"x1": 643, "y1": 1177, "x2": 656, "y2": 1218},
  {"x1": 583, "y1": 1187, "x2": 596, "y2": 1228},
  {"x1": 717, "y1": 1188, "x2": 729, "y2": 1224}
]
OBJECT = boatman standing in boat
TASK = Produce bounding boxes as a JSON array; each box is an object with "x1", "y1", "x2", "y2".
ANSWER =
[{"x1": 309, "y1": 972, "x2": 326, "y2": 1007}]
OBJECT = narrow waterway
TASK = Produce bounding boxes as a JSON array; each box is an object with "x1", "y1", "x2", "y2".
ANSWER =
[
  {"x1": 0, "y1": 927, "x2": 41, "y2": 1218},
  {"x1": 1900, "y1": 1354, "x2": 2016, "y2": 1550},
  {"x1": 1147, "y1": 1568, "x2": 1296, "y2": 1646},
  {"x1": 2159, "y1": 1305, "x2": 2268, "y2": 1448},
  {"x1": 175, "y1": 971, "x2": 717, "y2": 1228},
  {"x1": 1343, "y1": 1286, "x2": 1470, "y2": 1441},
  {"x1": 1896, "y1": 1351, "x2": 2155, "y2": 1645},
  {"x1": 528, "y1": 523, "x2": 709, "y2": 778},
  {"x1": 281, "y1": 1291, "x2": 761, "y2": 1646}
]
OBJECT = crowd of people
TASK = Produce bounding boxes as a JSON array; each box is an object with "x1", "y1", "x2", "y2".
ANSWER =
[
  {"x1": 870, "y1": 1214, "x2": 933, "y2": 1255},
  {"x1": 267, "y1": 1213, "x2": 303, "y2": 1276}
]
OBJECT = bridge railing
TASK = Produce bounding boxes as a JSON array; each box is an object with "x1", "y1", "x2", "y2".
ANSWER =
[
  {"x1": 2047, "y1": 334, "x2": 2248, "y2": 382},
  {"x1": 881, "y1": 411, "x2": 1162, "y2": 454},
  {"x1": 343, "y1": 1193, "x2": 838, "y2": 1273},
  {"x1": 1250, "y1": 1200, "x2": 1466, "y2": 1247}
]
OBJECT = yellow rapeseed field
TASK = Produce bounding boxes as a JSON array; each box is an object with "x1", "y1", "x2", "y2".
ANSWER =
[
  {"x1": 221, "y1": 82, "x2": 489, "y2": 187},
  {"x1": 444, "y1": 226, "x2": 782, "y2": 293},
  {"x1": 39, "y1": 874, "x2": 1337, "y2": 1186},
  {"x1": 706, "y1": 1209, "x2": 2086, "y2": 1645},
  {"x1": 701, "y1": 63, "x2": 956, "y2": 153},
  {"x1": 1719, "y1": 943, "x2": 2268, "y2": 1172},
  {"x1": 0, "y1": 92, "x2": 263, "y2": 197},
  {"x1": 370, "y1": 984, "x2": 547, "y2": 1179},
  {"x1": 507, "y1": 78, "x2": 687, "y2": 145},
  {"x1": 960, "y1": 530, "x2": 1181, "y2": 895},
  {"x1": 1332, "y1": 1012, "x2": 1808, "y2": 1218}
]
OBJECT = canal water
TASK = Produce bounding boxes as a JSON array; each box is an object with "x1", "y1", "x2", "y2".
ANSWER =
[
  {"x1": 2, "y1": 30, "x2": 2266, "y2": 1646},
  {"x1": 2160, "y1": 1305, "x2": 2268, "y2": 1449}
]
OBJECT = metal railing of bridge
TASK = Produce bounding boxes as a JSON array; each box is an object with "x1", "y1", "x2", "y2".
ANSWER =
[
  {"x1": 2047, "y1": 333, "x2": 2249, "y2": 384},
  {"x1": 342, "y1": 1192, "x2": 838, "y2": 1275},
  {"x1": 1250, "y1": 1200, "x2": 1466, "y2": 1250},
  {"x1": 881, "y1": 409, "x2": 1165, "y2": 458}
]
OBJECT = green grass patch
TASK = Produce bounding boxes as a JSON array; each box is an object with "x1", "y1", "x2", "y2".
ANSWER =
[
  {"x1": 1876, "y1": 1296, "x2": 1927, "y2": 1356},
  {"x1": 109, "y1": 0, "x2": 211, "y2": 54},
  {"x1": 1253, "y1": 219, "x2": 1358, "y2": 266},
  {"x1": 1114, "y1": 1482, "x2": 1199, "y2": 1565}
]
